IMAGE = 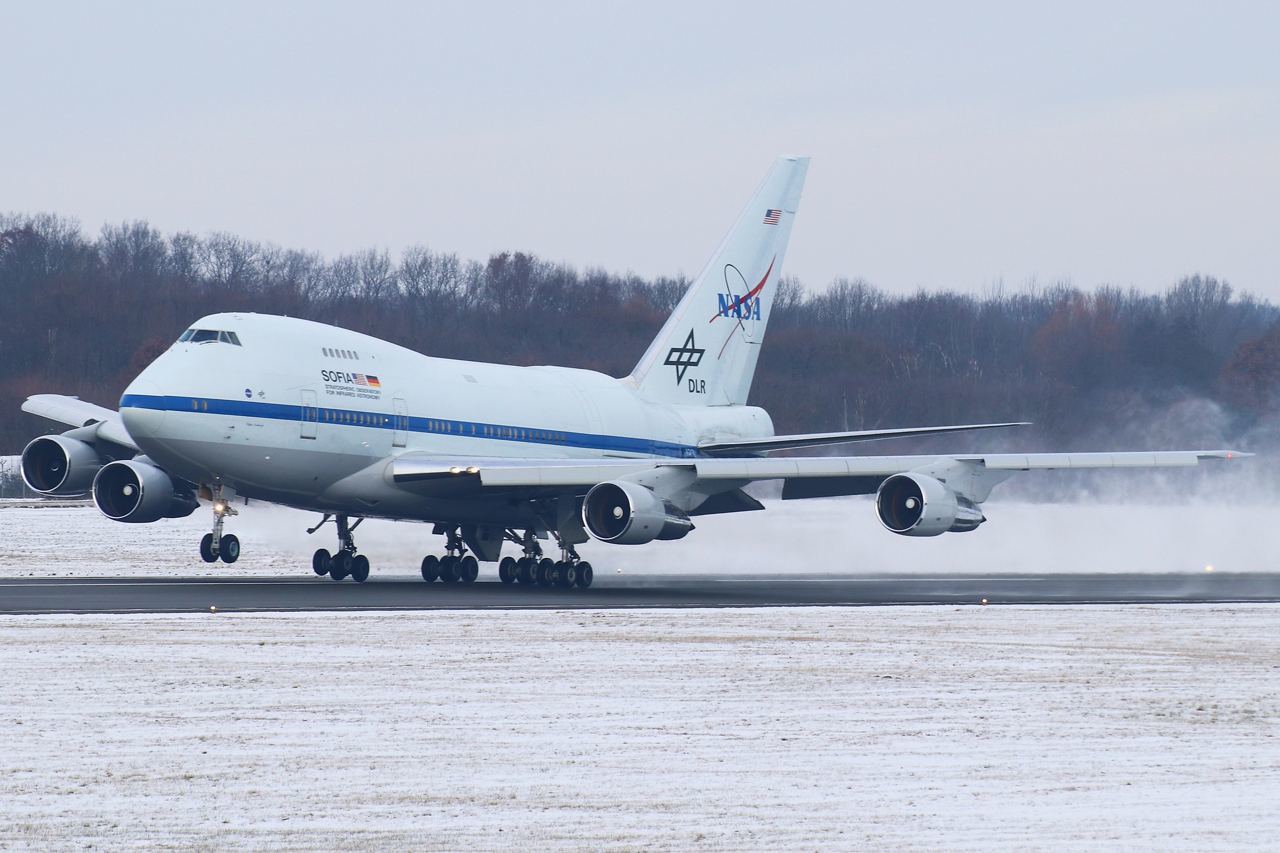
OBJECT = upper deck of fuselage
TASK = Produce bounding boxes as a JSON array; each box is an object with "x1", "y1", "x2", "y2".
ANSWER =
[{"x1": 178, "y1": 312, "x2": 628, "y2": 393}]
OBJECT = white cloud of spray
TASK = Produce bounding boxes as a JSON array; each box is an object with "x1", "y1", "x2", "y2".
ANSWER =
[{"x1": 20, "y1": 492, "x2": 1267, "y2": 580}]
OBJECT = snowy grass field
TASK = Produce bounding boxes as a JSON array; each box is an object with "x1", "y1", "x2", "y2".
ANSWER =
[
  {"x1": 2, "y1": 606, "x2": 1278, "y2": 849},
  {"x1": 3, "y1": 501, "x2": 1279, "y2": 848}
]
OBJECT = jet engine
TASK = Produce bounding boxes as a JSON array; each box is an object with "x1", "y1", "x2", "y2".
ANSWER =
[
  {"x1": 875, "y1": 473, "x2": 985, "y2": 537},
  {"x1": 582, "y1": 480, "x2": 695, "y2": 545},
  {"x1": 20, "y1": 435, "x2": 103, "y2": 496},
  {"x1": 92, "y1": 460, "x2": 198, "y2": 523}
]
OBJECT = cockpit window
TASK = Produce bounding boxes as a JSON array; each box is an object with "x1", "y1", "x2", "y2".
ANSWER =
[{"x1": 179, "y1": 328, "x2": 242, "y2": 345}]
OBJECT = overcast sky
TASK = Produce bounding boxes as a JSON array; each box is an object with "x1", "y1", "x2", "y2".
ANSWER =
[{"x1": 3, "y1": 1, "x2": 1277, "y2": 297}]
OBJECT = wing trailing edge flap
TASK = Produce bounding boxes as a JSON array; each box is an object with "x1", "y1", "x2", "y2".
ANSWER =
[
  {"x1": 697, "y1": 422, "x2": 1030, "y2": 455},
  {"x1": 389, "y1": 455, "x2": 676, "y2": 492},
  {"x1": 22, "y1": 394, "x2": 138, "y2": 451}
]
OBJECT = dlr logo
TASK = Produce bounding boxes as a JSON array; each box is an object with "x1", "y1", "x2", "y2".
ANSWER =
[{"x1": 688, "y1": 379, "x2": 706, "y2": 394}]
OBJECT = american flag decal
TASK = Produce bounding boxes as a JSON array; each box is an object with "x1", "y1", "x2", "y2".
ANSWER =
[
  {"x1": 353, "y1": 373, "x2": 381, "y2": 388},
  {"x1": 763, "y1": 208, "x2": 782, "y2": 225}
]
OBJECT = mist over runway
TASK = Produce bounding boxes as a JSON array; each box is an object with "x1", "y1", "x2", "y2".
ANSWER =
[{"x1": 4, "y1": 572, "x2": 1279, "y2": 614}]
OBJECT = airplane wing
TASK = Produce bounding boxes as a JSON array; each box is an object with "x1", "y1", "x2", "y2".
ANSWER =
[
  {"x1": 389, "y1": 448, "x2": 1247, "y2": 539},
  {"x1": 697, "y1": 422, "x2": 1030, "y2": 455},
  {"x1": 391, "y1": 449, "x2": 1245, "y2": 491},
  {"x1": 21, "y1": 394, "x2": 138, "y2": 451}
]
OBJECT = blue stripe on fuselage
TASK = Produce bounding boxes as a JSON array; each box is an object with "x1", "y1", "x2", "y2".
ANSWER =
[{"x1": 119, "y1": 394, "x2": 699, "y2": 458}]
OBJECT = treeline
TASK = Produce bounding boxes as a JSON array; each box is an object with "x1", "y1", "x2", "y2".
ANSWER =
[
  {"x1": 2, "y1": 213, "x2": 1279, "y2": 458},
  {"x1": 0, "y1": 457, "x2": 27, "y2": 498}
]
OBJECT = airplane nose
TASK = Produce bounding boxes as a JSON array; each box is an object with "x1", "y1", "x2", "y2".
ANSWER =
[{"x1": 119, "y1": 377, "x2": 167, "y2": 442}]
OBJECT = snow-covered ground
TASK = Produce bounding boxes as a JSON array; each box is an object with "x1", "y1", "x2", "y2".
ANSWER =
[
  {"x1": 4, "y1": 499, "x2": 1277, "y2": 847},
  {"x1": 1, "y1": 498, "x2": 1277, "y2": 578},
  {"x1": 2, "y1": 605, "x2": 1278, "y2": 849}
]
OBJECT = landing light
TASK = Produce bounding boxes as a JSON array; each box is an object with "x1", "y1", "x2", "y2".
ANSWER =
[{"x1": 1205, "y1": 564, "x2": 1215, "y2": 573}]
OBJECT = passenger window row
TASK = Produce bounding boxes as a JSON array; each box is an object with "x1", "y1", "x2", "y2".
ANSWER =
[
  {"x1": 310, "y1": 410, "x2": 568, "y2": 444},
  {"x1": 322, "y1": 409, "x2": 391, "y2": 426},
  {"x1": 481, "y1": 424, "x2": 567, "y2": 443},
  {"x1": 324, "y1": 347, "x2": 359, "y2": 359}
]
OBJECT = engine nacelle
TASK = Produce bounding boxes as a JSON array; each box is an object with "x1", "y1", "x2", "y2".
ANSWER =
[
  {"x1": 21, "y1": 435, "x2": 103, "y2": 496},
  {"x1": 582, "y1": 480, "x2": 695, "y2": 545},
  {"x1": 92, "y1": 460, "x2": 198, "y2": 523},
  {"x1": 876, "y1": 473, "x2": 985, "y2": 537}
]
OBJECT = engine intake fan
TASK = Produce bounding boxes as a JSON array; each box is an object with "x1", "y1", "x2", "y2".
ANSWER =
[
  {"x1": 21, "y1": 435, "x2": 102, "y2": 496},
  {"x1": 582, "y1": 480, "x2": 694, "y2": 545},
  {"x1": 876, "y1": 473, "x2": 985, "y2": 537},
  {"x1": 92, "y1": 460, "x2": 198, "y2": 523}
]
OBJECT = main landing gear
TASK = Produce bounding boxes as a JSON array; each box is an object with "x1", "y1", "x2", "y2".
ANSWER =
[
  {"x1": 310, "y1": 514, "x2": 370, "y2": 583},
  {"x1": 199, "y1": 489, "x2": 240, "y2": 564},
  {"x1": 419, "y1": 527, "x2": 479, "y2": 584},
  {"x1": 495, "y1": 530, "x2": 593, "y2": 590}
]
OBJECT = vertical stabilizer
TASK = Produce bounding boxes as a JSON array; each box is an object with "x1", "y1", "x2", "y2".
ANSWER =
[{"x1": 628, "y1": 155, "x2": 809, "y2": 406}]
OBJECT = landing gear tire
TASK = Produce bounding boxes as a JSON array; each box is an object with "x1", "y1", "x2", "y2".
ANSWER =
[
  {"x1": 200, "y1": 534, "x2": 217, "y2": 563},
  {"x1": 439, "y1": 555, "x2": 458, "y2": 583},
  {"x1": 516, "y1": 558, "x2": 535, "y2": 585},
  {"x1": 498, "y1": 556, "x2": 517, "y2": 584},
  {"x1": 219, "y1": 534, "x2": 240, "y2": 564},
  {"x1": 420, "y1": 555, "x2": 440, "y2": 583},
  {"x1": 559, "y1": 562, "x2": 578, "y2": 589},
  {"x1": 575, "y1": 562, "x2": 593, "y2": 589},
  {"x1": 330, "y1": 550, "x2": 352, "y2": 581},
  {"x1": 312, "y1": 548, "x2": 331, "y2": 576},
  {"x1": 537, "y1": 558, "x2": 555, "y2": 588},
  {"x1": 350, "y1": 554, "x2": 370, "y2": 583},
  {"x1": 459, "y1": 555, "x2": 479, "y2": 584}
]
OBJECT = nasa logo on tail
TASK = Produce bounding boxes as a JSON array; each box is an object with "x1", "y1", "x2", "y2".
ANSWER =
[{"x1": 710, "y1": 256, "x2": 775, "y2": 357}]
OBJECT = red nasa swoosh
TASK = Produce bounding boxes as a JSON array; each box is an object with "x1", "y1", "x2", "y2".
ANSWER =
[{"x1": 710, "y1": 256, "x2": 775, "y2": 323}]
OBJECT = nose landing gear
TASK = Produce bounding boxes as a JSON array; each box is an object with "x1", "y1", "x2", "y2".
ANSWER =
[
  {"x1": 309, "y1": 514, "x2": 370, "y2": 583},
  {"x1": 199, "y1": 490, "x2": 240, "y2": 564}
]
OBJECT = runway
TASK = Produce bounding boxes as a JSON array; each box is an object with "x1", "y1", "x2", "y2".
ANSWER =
[{"x1": 2, "y1": 572, "x2": 1278, "y2": 614}]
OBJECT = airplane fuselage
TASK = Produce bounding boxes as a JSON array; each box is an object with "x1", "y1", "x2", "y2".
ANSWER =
[{"x1": 120, "y1": 313, "x2": 774, "y2": 526}]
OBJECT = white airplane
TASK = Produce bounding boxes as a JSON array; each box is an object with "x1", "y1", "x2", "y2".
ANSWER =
[{"x1": 19, "y1": 156, "x2": 1246, "y2": 587}]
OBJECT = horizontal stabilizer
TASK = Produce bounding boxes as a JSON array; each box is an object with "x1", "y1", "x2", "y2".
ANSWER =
[{"x1": 698, "y1": 422, "x2": 1031, "y2": 455}]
